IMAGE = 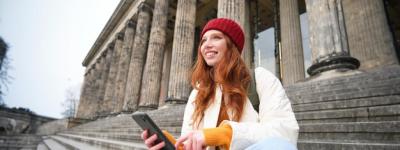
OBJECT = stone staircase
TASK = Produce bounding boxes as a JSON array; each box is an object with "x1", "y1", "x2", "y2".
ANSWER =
[
  {"x1": 286, "y1": 65, "x2": 400, "y2": 150},
  {"x1": 40, "y1": 105, "x2": 185, "y2": 149},
  {"x1": 30, "y1": 65, "x2": 400, "y2": 150},
  {"x1": 0, "y1": 134, "x2": 42, "y2": 150}
]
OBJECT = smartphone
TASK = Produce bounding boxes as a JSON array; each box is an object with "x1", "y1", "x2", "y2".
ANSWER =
[{"x1": 132, "y1": 112, "x2": 176, "y2": 150}]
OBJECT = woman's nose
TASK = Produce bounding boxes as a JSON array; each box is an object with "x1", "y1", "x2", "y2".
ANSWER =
[{"x1": 203, "y1": 40, "x2": 213, "y2": 48}]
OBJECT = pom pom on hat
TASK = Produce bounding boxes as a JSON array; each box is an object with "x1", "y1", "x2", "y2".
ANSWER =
[{"x1": 200, "y1": 18, "x2": 245, "y2": 53}]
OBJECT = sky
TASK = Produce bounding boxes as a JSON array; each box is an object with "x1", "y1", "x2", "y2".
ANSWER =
[{"x1": 0, "y1": 0, "x2": 120, "y2": 119}]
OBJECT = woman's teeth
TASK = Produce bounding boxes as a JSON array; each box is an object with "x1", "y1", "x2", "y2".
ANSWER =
[{"x1": 206, "y1": 51, "x2": 217, "y2": 57}]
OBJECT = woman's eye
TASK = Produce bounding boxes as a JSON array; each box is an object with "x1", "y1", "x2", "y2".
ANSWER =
[
  {"x1": 200, "y1": 39, "x2": 206, "y2": 45},
  {"x1": 211, "y1": 36, "x2": 222, "y2": 40}
]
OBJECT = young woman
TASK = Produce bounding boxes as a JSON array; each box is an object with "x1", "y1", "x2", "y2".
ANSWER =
[{"x1": 141, "y1": 18, "x2": 299, "y2": 150}]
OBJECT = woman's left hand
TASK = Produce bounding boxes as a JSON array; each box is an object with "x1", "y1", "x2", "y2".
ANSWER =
[{"x1": 175, "y1": 130, "x2": 206, "y2": 150}]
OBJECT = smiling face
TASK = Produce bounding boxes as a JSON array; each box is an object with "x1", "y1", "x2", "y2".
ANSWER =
[{"x1": 200, "y1": 30, "x2": 228, "y2": 67}]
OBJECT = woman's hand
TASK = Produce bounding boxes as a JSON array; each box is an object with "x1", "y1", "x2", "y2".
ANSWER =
[
  {"x1": 141, "y1": 129, "x2": 165, "y2": 150},
  {"x1": 175, "y1": 130, "x2": 206, "y2": 150}
]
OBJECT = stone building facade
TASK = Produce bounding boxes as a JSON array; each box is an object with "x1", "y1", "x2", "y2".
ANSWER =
[{"x1": 74, "y1": 0, "x2": 400, "y2": 149}]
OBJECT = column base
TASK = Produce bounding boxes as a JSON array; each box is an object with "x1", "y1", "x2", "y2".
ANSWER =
[
  {"x1": 307, "y1": 55, "x2": 360, "y2": 76},
  {"x1": 165, "y1": 97, "x2": 188, "y2": 105},
  {"x1": 67, "y1": 117, "x2": 92, "y2": 128},
  {"x1": 137, "y1": 105, "x2": 158, "y2": 112}
]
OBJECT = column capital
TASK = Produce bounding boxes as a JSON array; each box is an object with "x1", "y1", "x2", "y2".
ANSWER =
[
  {"x1": 127, "y1": 19, "x2": 137, "y2": 28},
  {"x1": 89, "y1": 64, "x2": 95, "y2": 71},
  {"x1": 138, "y1": 2, "x2": 153, "y2": 14},
  {"x1": 116, "y1": 32, "x2": 124, "y2": 41},
  {"x1": 96, "y1": 57, "x2": 101, "y2": 64},
  {"x1": 107, "y1": 41, "x2": 115, "y2": 49},
  {"x1": 101, "y1": 49, "x2": 108, "y2": 57}
]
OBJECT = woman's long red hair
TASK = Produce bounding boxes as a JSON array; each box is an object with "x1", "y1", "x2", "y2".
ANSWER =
[{"x1": 190, "y1": 35, "x2": 251, "y2": 128}]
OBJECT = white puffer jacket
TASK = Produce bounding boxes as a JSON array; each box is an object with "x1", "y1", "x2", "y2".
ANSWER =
[{"x1": 181, "y1": 67, "x2": 299, "y2": 150}]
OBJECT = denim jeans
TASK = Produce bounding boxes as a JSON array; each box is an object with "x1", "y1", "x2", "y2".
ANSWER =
[{"x1": 245, "y1": 137, "x2": 297, "y2": 150}]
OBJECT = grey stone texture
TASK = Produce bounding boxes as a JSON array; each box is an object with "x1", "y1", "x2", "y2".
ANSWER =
[
  {"x1": 138, "y1": 0, "x2": 169, "y2": 111},
  {"x1": 92, "y1": 55, "x2": 108, "y2": 117},
  {"x1": 54, "y1": 105, "x2": 185, "y2": 149},
  {"x1": 306, "y1": 0, "x2": 348, "y2": 63},
  {"x1": 167, "y1": 0, "x2": 196, "y2": 103},
  {"x1": 217, "y1": 0, "x2": 245, "y2": 27},
  {"x1": 103, "y1": 33, "x2": 124, "y2": 114},
  {"x1": 75, "y1": 70, "x2": 92, "y2": 119},
  {"x1": 286, "y1": 65, "x2": 400, "y2": 149},
  {"x1": 36, "y1": 119, "x2": 69, "y2": 135},
  {"x1": 343, "y1": 0, "x2": 399, "y2": 70},
  {"x1": 96, "y1": 43, "x2": 114, "y2": 116},
  {"x1": 280, "y1": 0, "x2": 305, "y2": 85},
  {"x1": 306, "y1": 0, "x2": 359, "y2": 76},
  {"x1": 123, "y1": 2, "x2": 153, "y2": 112},
  {"x1": 77, "y1": 66, "x2": 98, "y2": 119},
  {"x1": 83, "y1": 65, "x2": 99, "y2": 119},
  {"x1": 159, "y1": 45, "x2": 173, "y2": 107},
  {"x1": 113, "y1": 20, "x2": 137, "y2": 113},
  {"x1": 0, "y1": 134, "x2": 42, "y2": 149},
  {"x1": 0, "y1": 107, "x2": 55, "y2": 134}
]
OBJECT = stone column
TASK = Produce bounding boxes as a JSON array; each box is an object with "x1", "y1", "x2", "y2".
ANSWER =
[
  {"x1": 87, "y1": 62, "x2": 102, "y2": 119},
  {"x1": 218, "y1": 0, "x2": 245, "y2": 26},
  {"x1": 113, "y1": 20, "x2": 137, "y2": 113},
  {"x1": 123, "y1": 2, "x2": 153, "y2": 112},
  {"x1": 82, "y1": 68, "x2": 96, "y2": 118},
  {"x1": 93, "y1": 55, "x2": 108, "y2": 117},
  {"x1": 166, "y1": 0, "x2": 197, "y2": 104},
  {"x1": 138, "y1": 0, "x2": 169, "y2": 111},
  {"x1": 343, "y1": 0, "x2": 399, "y2": 69},
  {"x1": 75, "y1": 70, "x2": 92, "y2": 118},
  {"x1": 280, "y1": 0, "x2": 305, "y2": 85},
  {"x1": 159, "y1": 44, "x2": 173, "y2": 107},
  {"x1": 103, "y1": 33, "x2": 124, "y2": 114},
  {"x1": 306, "y1": 0, "x2": 359, "y2": 77},
  {"x1": 95, "y1": 47, "x2": 114, "y2": 116},
  {"x1": 97, "y1": 43, "x2": 114, "y2": 116}
]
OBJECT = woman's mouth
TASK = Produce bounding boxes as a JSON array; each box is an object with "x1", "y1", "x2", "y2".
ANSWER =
[{"x1": 205, "y1": 51, "x2": 218, "y2": 57}]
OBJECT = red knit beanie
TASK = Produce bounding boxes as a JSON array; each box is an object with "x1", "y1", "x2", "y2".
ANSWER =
[{"x1": 200, "y1": 18, "x2": 245, "y2": 53}]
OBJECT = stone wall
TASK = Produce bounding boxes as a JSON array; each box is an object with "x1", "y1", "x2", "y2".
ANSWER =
[
  {"x1": 0, "y1": 107, "x2": 55, "y2": 134},
  {"x1": 35, "y1": 118, "x2": 69, "y2": 135}
]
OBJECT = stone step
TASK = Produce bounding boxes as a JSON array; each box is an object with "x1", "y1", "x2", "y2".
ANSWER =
[
  {"x1": 295, "y1": 104, "x2": 400, "y2": 123},
  {"x1": 0, "y1": 134, "x2": 41, "y2": 150},
  {"x1": 70, "y1": 126, "x2": 178, "y2": 134},
  {"x1": 67, "y1": 126, "x2": 182, "y2": 135},
  {"x1": 71, "y1": 117, "x2": 183, "y2": 131},
  {"x1": 299, "y1": 121, "x2": 400, "y2": 143},
  {"x1": 289, "y1": 80, "x2": 400, "y2": 105},
  {"x1": 36, "y1": 142, "x2": 50, "y2": 150},
  {"x1": 293, "y1": 95, "x2": 400, "y2": 112},
  {"x1": 58, "y1": 133, "x2": 147, "y2": 150},
  {"x1": 42, "y1": 137, "x2": 69, "y2": 150},
  {"x1": 288, "y1": 65, "x2": 400, "y2": 92},
  {"x1": 62, "y1": 129, "x2": 181, "y2": 143},
  {"x1": 297, "y1": 140, "x2": 400, "y2": 150},
  {"x1": 50, "y1": 135, "x2": 104, "y2": 150},
  {"x1": 287, "y1": 66, "x2": 400, "y2": 105},
  {"x1": 72, "y1": 107, "x2": 185, "y2": 130}
]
